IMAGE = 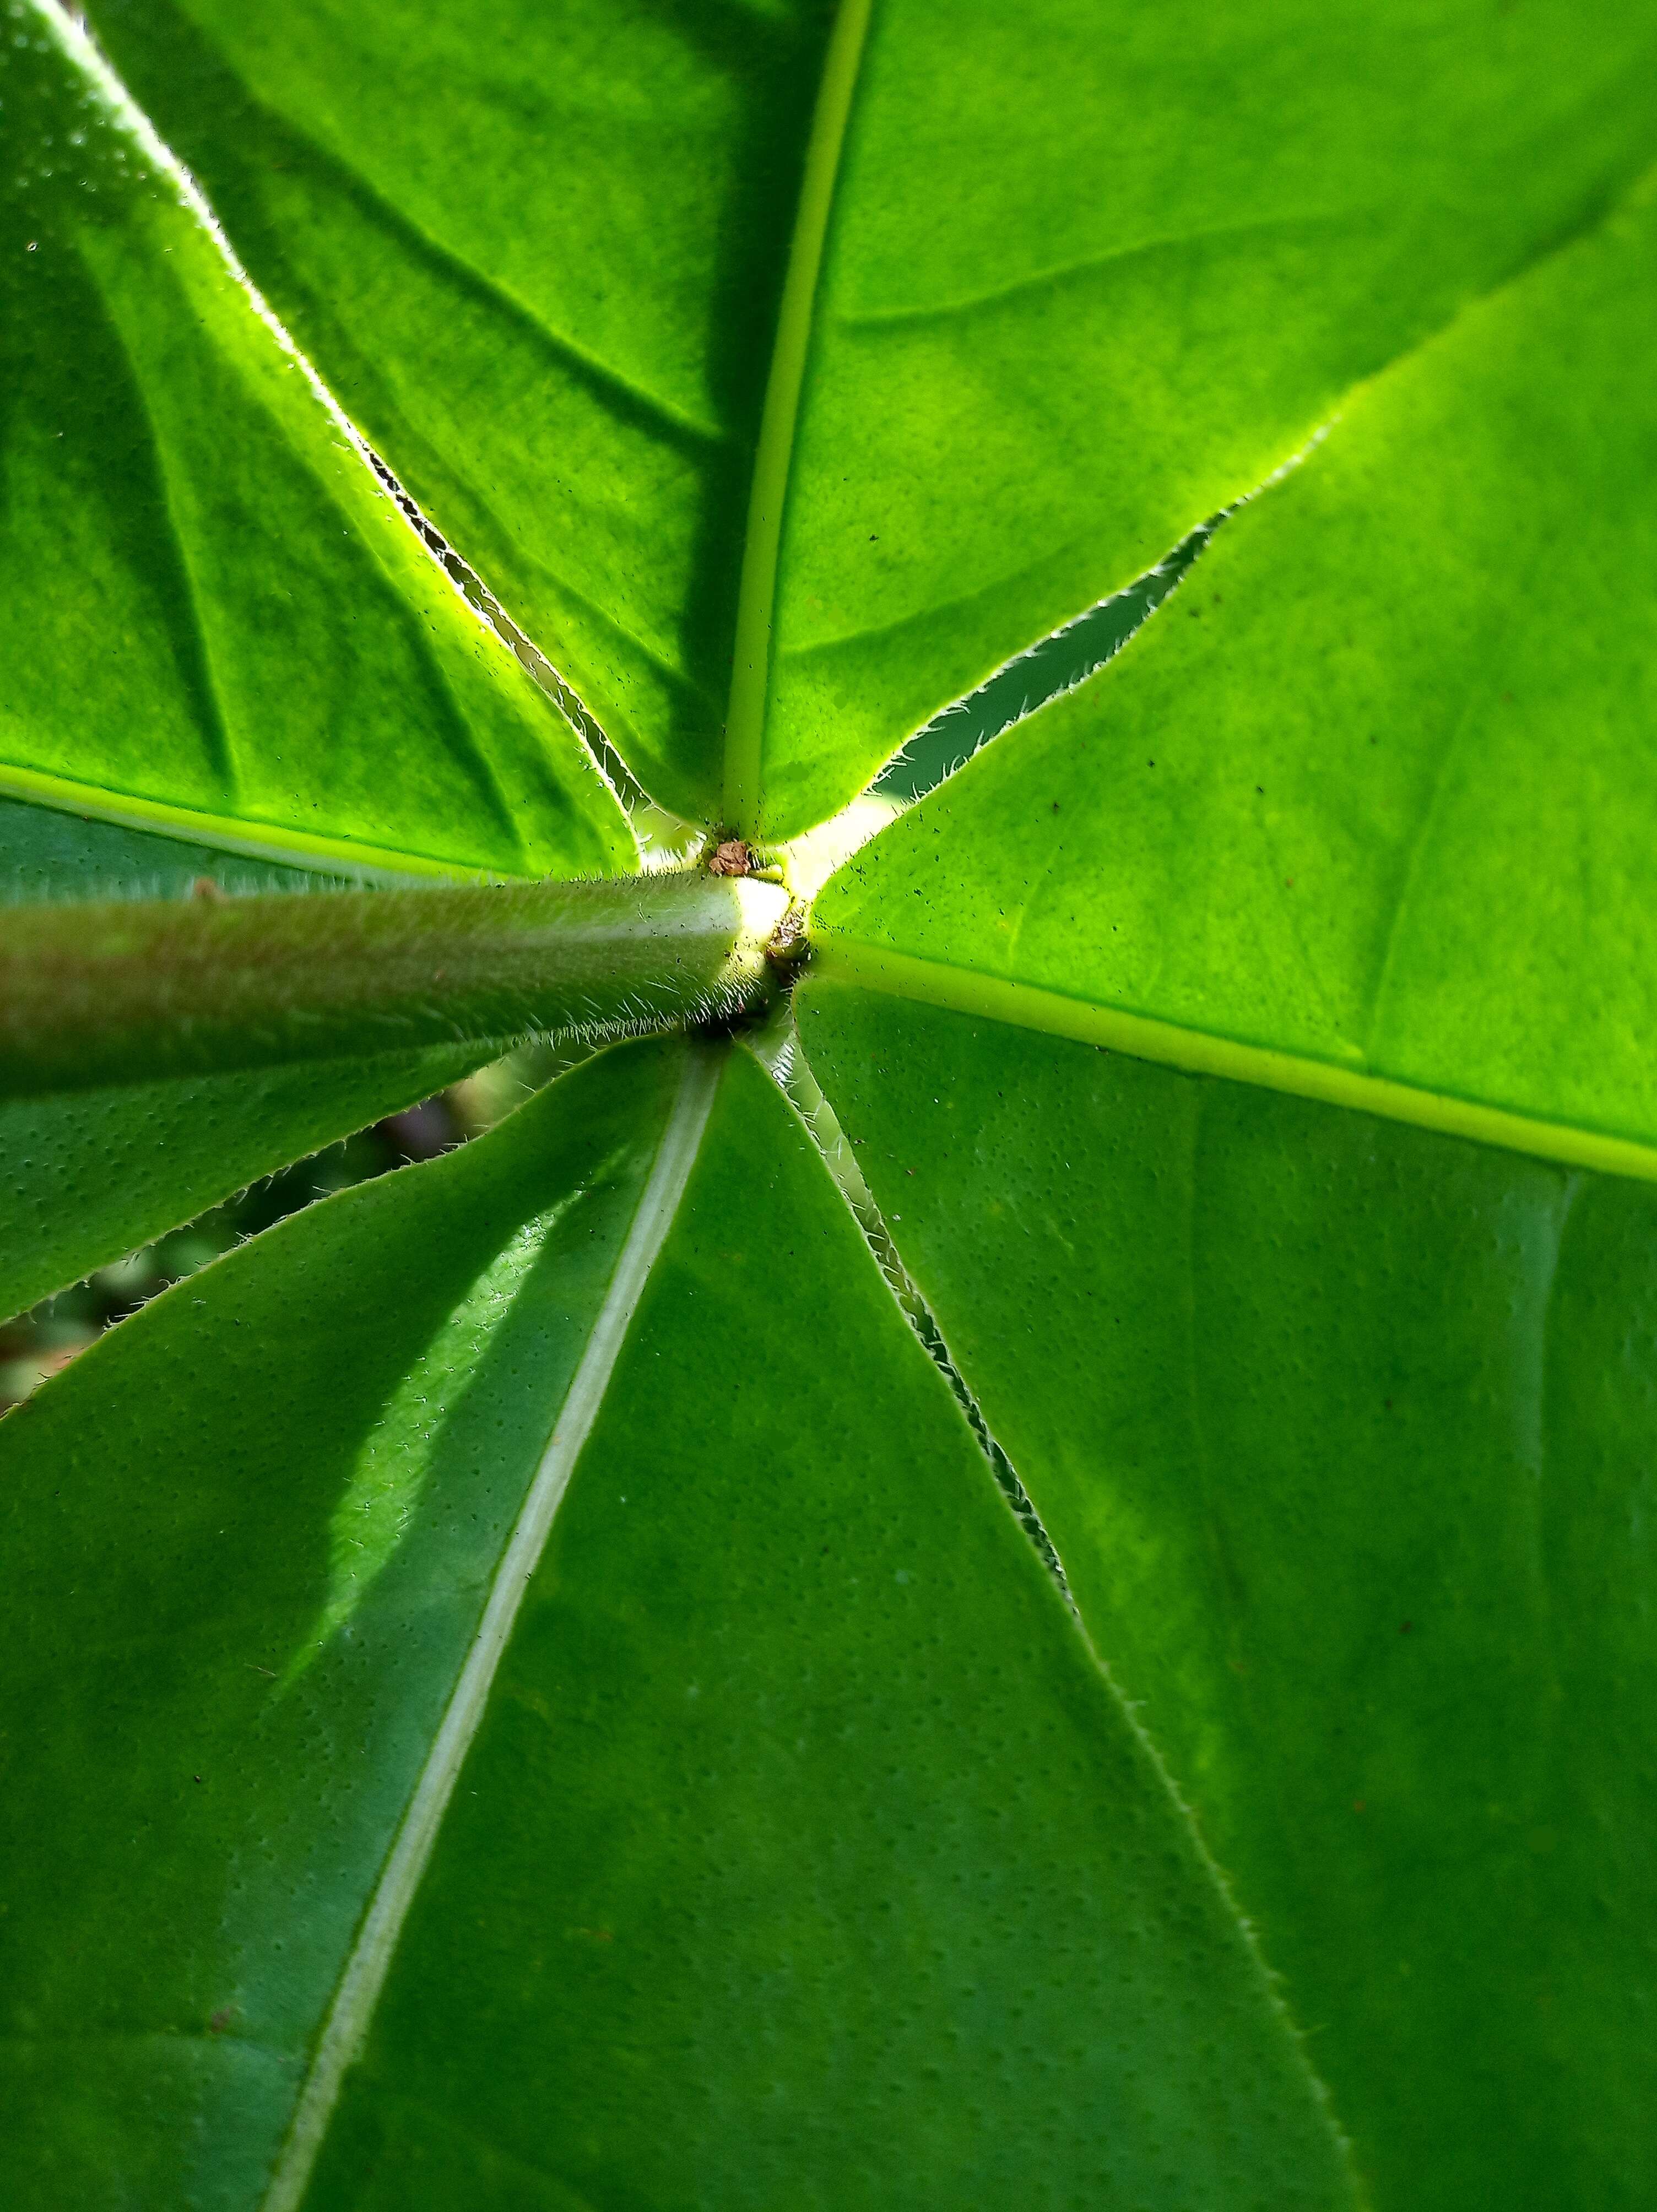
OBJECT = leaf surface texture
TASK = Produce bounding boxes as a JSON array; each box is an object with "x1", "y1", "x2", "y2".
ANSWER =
[
  {"x1": 816, "y1": 177, "x2": 1657, "y2": 1158},
  {"x1": 801, "y1": 982, "x2": 1657, "y2": 2209},
  {"x1": 0, "y1": 14, "x2": 629, "y2": 879},
  {"x1": 0, "y1": 1042, "x2": 1353, "y2": 2207},
  {"x1": 82, "y1": 0, "x2": 1657, "y2": 834}
]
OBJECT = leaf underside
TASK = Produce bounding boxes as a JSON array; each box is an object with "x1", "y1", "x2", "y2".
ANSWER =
[{"x1": 6, "y1": 0, "x2": 1657, "y2": 2206}]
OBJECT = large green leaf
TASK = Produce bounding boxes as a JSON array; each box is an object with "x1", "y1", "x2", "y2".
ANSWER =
[
  {"x1": 814, "y1": 171, "x2": 1657, "y2": 1160},
  {"x1": 799, "y1": 980, "x2": 1657, "y2": 2210},
  {"x1": 0, "y1": 9, "x2": 629, "y2": 881},
  {"x1": 84, "y1": 0, "x2": 1657, "y2": 834},
  {"x1": 0, "y1": 1040, "x2": 1351, "y2": 2209}
]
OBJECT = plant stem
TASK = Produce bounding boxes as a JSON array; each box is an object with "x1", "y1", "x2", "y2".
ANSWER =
[{"x1": 0, "y1": 872, "x2": 789, "y2": 1096}]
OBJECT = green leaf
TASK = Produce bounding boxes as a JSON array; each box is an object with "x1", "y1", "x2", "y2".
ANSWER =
[
  {"x1": 798, "y1": 979, "x2": 1657, "y2": 2209},
  {"x1": 797, "y1": 169, "x2": 1657, "y2": 2200},
  {"x1": 0, "y1": 1040, "x2": 1351, "y2": 2209},
  {"x1": 86, "y1": 0, "x2": 1657, "y2": 836},
  {"x1": 0, "y1": 12, "x2": 630, "y2": 881},
  {"x1": 813, "y1": 174, "x2": 1657, "y2": 1163},
  {"x1": 0, "y1": 1047, "x2": 486, "y2": 1324},
  {"x1": 80, "y1": 0, "x2": 842, "y2": 829}
]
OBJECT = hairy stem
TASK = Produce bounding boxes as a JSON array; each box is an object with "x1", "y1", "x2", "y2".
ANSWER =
[{"x1": 0, "y1": 872, "x2": 789, "y2": 1096}]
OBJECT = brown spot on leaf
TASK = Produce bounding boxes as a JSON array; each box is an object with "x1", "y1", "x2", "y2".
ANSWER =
[{"x1": 707, "y1": 839, "x2": 752, "y2": 877}]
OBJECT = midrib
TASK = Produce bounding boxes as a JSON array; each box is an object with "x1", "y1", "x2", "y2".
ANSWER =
[
  {"x1": 722, "y1": 0, "x2": 874, "y2": 838},
  {"x1": 813, "y1": 937, "x2": 1657, "y2": 1185},
  {"x1": 260, "y1": 1043, "x2": 724, "y2": 2212},
  {"x1": 0, "y1": 765, "x2": 527, "y2": 888}
]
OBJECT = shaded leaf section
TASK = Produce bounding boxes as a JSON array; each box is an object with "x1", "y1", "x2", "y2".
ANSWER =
[
  {"x1": 0, "y1": 1045, "x2": 487, "y2": 1324},
  {"x1": 0, "y1": 792, "x2": 349, "y2": 902},
  {"x1": 0, "y1": 1043, "x2": 1351, "y2": 2209},
  {"x1": 0, "y1": 1042, "x2": 687, "y2": 2210},
  {"x1": 0, "y1": 11, "x2": 629, "y2": 879},
  {"x1": 298, "y1": 1049, "x2": 1349, "y2": 2210},
  {"x1": 802, "y1": 980, "x2": 1657, "y2": 2211}
]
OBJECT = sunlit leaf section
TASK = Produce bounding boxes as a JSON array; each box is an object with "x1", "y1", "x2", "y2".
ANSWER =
[
  {"x1": 83, "y1": 0, "x2": 840, "y2": 826},
  {"x1": 816, "y1": 180, "x2": 1657, "y2": 1148},
  {"x1": 759, "y1": 0, "x2": 1657, "y2": 834},
  {"x1": 0, "y1": 11, "x2": 629, "y2": 879}
]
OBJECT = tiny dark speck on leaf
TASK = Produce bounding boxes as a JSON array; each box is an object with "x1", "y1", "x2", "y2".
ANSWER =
[
  {"x1": 1353, "y1": 1799, "x2": 1366, "y2": 1813},
  {"x1": 1400, "y1": 1621, "x2": 1413, "y2": 1634},
  {"x1": 209, "y1": 2007, "x2": 235, "y2": 2034},
  {"x1": 1256, "y1": 785, "x2": 1264, "y2": 795},
  {"x1": 193, "y1": 1774, "x2": 203, "y2": 1784}
]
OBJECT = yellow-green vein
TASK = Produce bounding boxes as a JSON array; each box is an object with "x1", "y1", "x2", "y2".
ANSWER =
[
  {"x1": 810, "y1": 938, "x2": 1657, "y2": 1185},
  {"x1": 722, "y1": 0, "x2": 873, "y2": 839}
]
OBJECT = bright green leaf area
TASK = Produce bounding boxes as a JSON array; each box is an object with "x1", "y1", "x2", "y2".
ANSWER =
[
  {"x1": 83, "y1": 0, "x2": 1657, "y2": 838},
  {"x1": 0, "y1": 1040, "x2": 1351, "y2": 2210},
  {"x1": 80, "y1": 0, "x2": 840, "y2": 830},
  {"x1": 0, "y1": 14, "x2": 630, "y2": 882},
  {"x1": 815, "y1": 173, "x2": 1657, "y2": 1157},
  {"x1": 800, "y1": 981, "x2": 1657, "y2": 2212}
]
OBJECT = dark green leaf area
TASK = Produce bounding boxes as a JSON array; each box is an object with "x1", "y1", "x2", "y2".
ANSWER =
[
  {"x1": 84, "y1": 0, "x2": 840, "y2": 827},
  {"x1": 0, "y1": 16, "x2": 629, "y2": 877},
  {"x1": 0, "y1": 794, "x2": 345, "y2": 902},
  {"x1": 801, "y1": 980, "x2": 1657, "y2": 2211},
  {"x1": 0, "y1": 1044, "x2": 685, "y2": 2210},
  {"x1": 819, "y1": 175, "x2": 1657, "y2": 1144},
  {"x1": 302, "y1": 1050, "x2": 1351, "y2": 2211},
  {"x1": 0, "y1": 1044, "x2": 486, "y2": 1325}
]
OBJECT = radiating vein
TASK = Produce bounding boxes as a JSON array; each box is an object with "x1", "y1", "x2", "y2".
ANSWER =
[
  {"x1": 261, "y1": 1043, "x2": 723, "y2": 2212},
  {"x1": 722, "y1": 0, "x2": 873, "y2": 835},
  {"x1": 0, "y1": 766, "x2": 513, "y2": 886},
  {"x1": 840, "y1": 210, "x2": 1345, "y2": 329},
  {"x1": 813, "y1": 940, "x2": 1657, "y2": 1184}
]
